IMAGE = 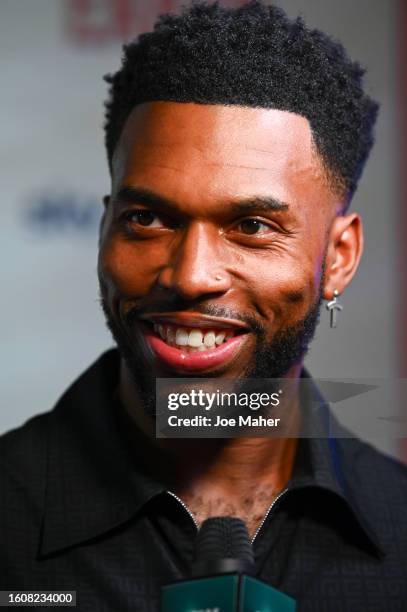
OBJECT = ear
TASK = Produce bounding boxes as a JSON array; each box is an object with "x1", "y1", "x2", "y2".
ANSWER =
[{"x1": 323, "y1": 213, "x2": 364, "y2": 300}]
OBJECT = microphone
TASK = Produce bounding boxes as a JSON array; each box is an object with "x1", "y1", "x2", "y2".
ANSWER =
[{"x1": 161, "y1": 516, "x2": 296, "y2": 611}]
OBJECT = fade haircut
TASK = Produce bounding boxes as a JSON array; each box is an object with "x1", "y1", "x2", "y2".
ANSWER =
[{"x1": 104, "y1": 0, "x2": 379, "y2": 206}]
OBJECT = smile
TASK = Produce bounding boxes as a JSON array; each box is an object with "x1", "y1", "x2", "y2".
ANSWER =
[
  {"x1": 153, "y1": 323, "x2": 234, "y2": 351},
  {"x1": 139, "y1": 315, "x2": 250, "y2": 373}
]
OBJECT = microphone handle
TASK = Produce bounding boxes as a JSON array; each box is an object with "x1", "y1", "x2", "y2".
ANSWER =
[{"x1": 161, "y1": 573, "x2": 296, "y2": 611}]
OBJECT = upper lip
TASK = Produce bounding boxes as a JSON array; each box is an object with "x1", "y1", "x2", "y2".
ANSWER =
[{"x1": 139, "y1": 312, "x2": 250, "y2": 331}]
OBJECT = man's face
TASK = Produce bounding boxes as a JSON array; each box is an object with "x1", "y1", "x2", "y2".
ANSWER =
[{"x1": 98, "y1": 102, "x2": 339, "y2": 394}]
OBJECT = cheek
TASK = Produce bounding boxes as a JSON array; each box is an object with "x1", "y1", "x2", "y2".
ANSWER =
[
  {"x1": 98, "y1": 237, "x2": 159, "y2": 298},
  {"x1": 244, "y1": 256, "x2": 320, "y2": 323}
]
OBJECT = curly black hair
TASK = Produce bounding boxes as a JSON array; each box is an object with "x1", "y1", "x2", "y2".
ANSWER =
[{"x1": 104, "y1": 0, "x2": 379, "y2": 204}]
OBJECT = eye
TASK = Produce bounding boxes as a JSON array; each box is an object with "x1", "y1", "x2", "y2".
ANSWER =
[
  {"x1": 126, "y1": 209, "x2": 164, "y2": 228},
  {"x1": 237, "y1": 219, "x2": 273, "y2": 235}
]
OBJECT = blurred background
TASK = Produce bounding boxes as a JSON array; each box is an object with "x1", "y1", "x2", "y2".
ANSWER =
[{"x1": 0, "y1": 0, "x2": 405, "y2": 461}]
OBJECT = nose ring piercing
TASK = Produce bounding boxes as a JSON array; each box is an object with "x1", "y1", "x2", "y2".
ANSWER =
[{"x1": 215, "y1": 274, "x2": 222, "y2": 281}]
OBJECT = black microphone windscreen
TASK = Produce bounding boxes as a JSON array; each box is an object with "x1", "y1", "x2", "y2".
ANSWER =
[{"x1": 192, "y1": 516, "x2": 255, "y2": 577}]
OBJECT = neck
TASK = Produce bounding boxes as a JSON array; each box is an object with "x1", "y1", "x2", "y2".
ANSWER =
[{"x1": 118, "y1": 360, "x2": 301, "y2": 500}]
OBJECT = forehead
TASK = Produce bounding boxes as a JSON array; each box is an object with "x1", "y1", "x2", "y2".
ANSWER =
[{"x1": 112, "y1": 101, "x2": 338, "y2": 213}]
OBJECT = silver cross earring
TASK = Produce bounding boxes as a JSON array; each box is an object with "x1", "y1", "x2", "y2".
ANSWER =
[{"x1": 326, "y1": 289, "x2": 343, "y2": 328}]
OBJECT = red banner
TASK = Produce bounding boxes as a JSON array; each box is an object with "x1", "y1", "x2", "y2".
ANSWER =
[{"x1": 64, "y1": 0, "x2": 247, "y2": 45}]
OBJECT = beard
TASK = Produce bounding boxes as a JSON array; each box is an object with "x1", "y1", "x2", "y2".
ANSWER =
[{"x1": 99, "y1": 281, "x2": 323, "y2": 417}]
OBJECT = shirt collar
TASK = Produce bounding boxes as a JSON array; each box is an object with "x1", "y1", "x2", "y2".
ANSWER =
[
  {"x1": 40, "y1": 349, "x2": 164, "y2": 557},
  {"x1": 39, "y1": 350, "x2": 385, "y2": 558},
  {"x1": 291, "y1": 370, "x2": 385, "y2": 558}
]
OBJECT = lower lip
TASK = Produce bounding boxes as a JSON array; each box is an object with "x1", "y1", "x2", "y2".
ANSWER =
[{"x1": 144, "y1": 330, "x2": 248, "y2": 373}]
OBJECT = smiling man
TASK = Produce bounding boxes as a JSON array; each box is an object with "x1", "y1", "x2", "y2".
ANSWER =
[
  {"x1": 101, "y1": 104, "x2": 331, "y2": 419},
  {"x1": 1, "y1": 2, "x2": 407, "y2": 611}
]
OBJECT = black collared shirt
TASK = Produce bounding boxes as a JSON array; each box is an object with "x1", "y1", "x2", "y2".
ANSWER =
[{"x1": 1, "y1": 349, "x2": 407, "y2": 611}]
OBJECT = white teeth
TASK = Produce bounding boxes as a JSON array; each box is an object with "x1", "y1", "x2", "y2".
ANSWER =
[
  {"x1": 188, "y1": 329, "x2": 203, "y2": 347},
  {"x1": 154, "y1": 323, "x2": 233, "y2": 349},
  {"x1": 215, "y1": 331, "x2": 226, "y2": 345},
  {"x1": 203, "y1": 331, "x2": 216, "y2": 348},
  {"x1": 175, "y1": 328, "x2": 189, "y2": 346},
  {"x1": 167, "y1": 327, "x2": 176, "y2": 345}
]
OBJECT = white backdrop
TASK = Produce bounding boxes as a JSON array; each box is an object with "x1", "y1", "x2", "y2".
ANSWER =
[{"x1": 0, "y1": 0, "x2": 401, "y2": 460}]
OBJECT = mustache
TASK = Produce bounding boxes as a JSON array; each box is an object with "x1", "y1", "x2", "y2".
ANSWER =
[{"x1": 124, "y1": 299, "x2": 265, "y2": 335}]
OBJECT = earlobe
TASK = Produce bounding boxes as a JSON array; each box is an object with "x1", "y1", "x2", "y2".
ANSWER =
[{"x1": 323, "y1": 213, "x2": 364, "y2": 300}]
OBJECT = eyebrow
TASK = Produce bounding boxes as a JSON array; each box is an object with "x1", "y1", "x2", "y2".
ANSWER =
[
  {"x1": 231, "y1": 197, "x2": 289, "y2": 214},
  {"x1": 115, "y1": 186, "x2": 174, "y2": 210},
  {"x1": 115, "y1": 186, "x2": 289, "y2": 214}
]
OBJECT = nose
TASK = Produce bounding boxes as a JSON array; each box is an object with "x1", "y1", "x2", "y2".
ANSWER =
[{"x1": 157, "y1": 222, "x2": 231, "y2": 300}]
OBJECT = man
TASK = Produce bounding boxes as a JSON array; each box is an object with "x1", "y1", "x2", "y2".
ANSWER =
[{"x1": 1, "y1": 2, "x2": 407, "y2": 611}]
